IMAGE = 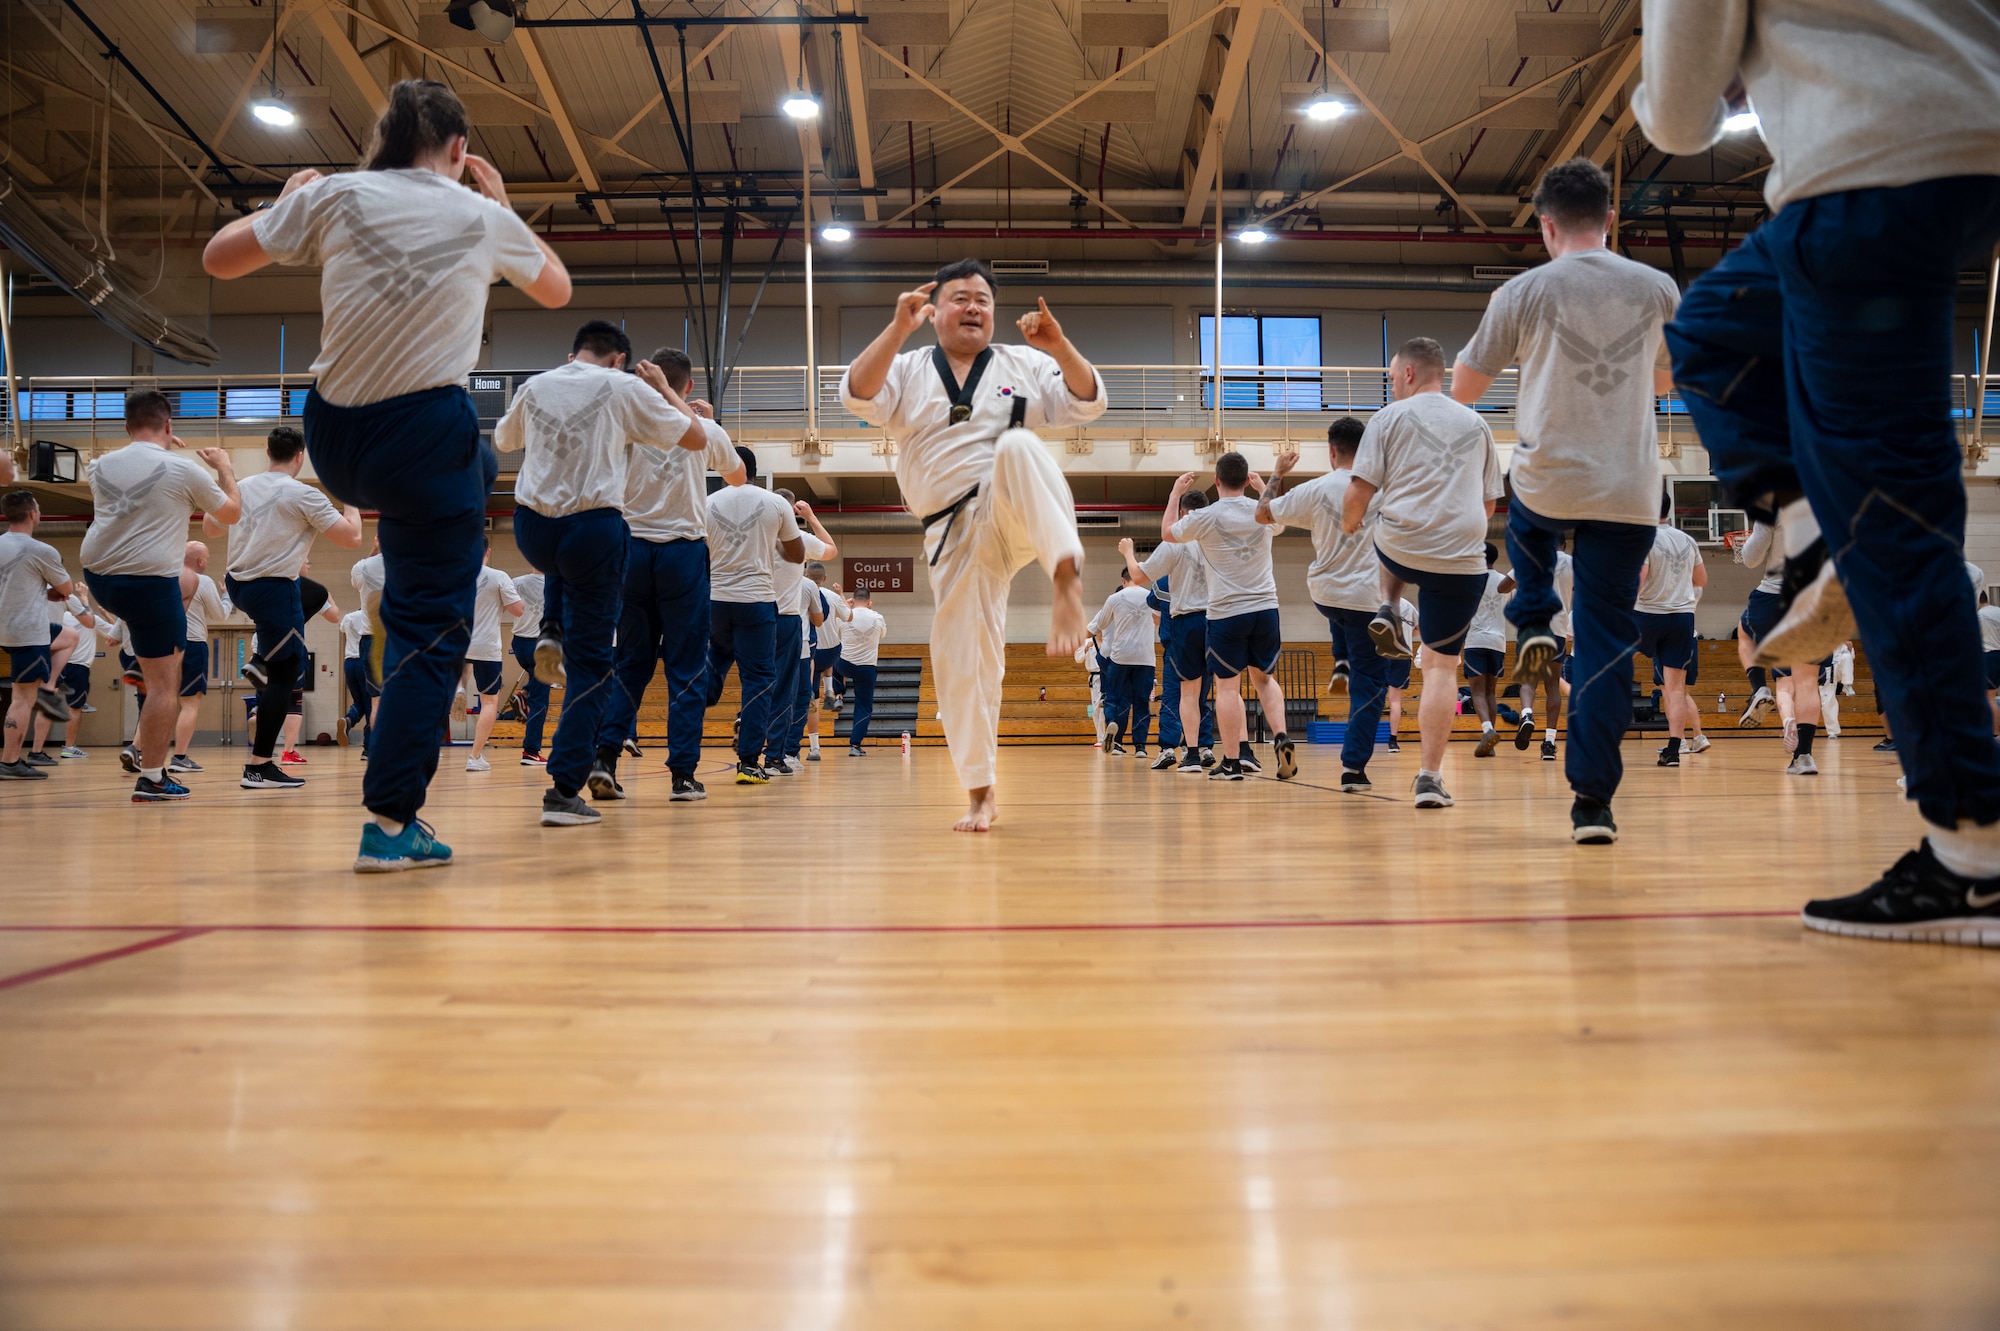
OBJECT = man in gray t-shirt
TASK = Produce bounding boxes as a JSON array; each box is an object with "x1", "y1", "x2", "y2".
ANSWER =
[{"x1": 1450, "y1": 158, "x2": 1676, "y2": 846}]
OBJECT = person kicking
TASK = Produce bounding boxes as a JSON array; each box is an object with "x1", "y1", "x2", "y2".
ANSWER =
[
  {"x1": 1453, "y1": 157, "x2": 1680, "y2": 843},
  {"x1": 1163, "y1": 452, "x2": 1297, "y2": 783},
  {"x1": 1634, "y1": 488, "x2": 1707, "y2": 767},
  {"x1": 1462, "y1": 544, "x2": 1517, "y2": 758},
  {"x1": 0, "y1": 491, "x2": 76, "y2": 781},
  {"x1": 840, "y1": 258, "x2": 1105, "y2": 831},
  {"x1": 495, "y1": 318, "x2": 705, "y2": 827},
  {"x1": 1088, "y1": 565, "x2": 1160, "y2": 761}
]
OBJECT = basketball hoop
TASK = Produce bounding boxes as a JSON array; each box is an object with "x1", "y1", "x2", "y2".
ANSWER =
[{"x1": 1721, "y1": 528, "x2": 1751, "y2": 551}]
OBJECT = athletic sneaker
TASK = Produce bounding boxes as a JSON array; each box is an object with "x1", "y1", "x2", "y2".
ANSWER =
[
  {"x1": 241, "y1": 655, "x2": 269, "y2": 688},
  {"x1": 23, "y1": 750, "x2": 55, "y2": 767},
  {"x1": 131, "y1": 774, "x2": 190, "y2": 802},
  {"x1": 1473, "y1": 727, "x2": 1500, "y2": 758},
  {"x1": 1368, "y1": 603, "x2": 1414, "y2": 660},
  {"x1": 1512, "y1": 622, "x2": 1562, "y2": 691},
  {"x1": 1787, "y1": 753, "x2": 1820, "y2": 776},
  {"x1": 1874, "y1": 738, "x2": 1897, "y2": 752},
  {"x1": 1150, "y1": 751, "x2": 1178, "y2": 771},
  {"x1": 1340, "y1": 768, "x2": 1371, "y2": 794},
  {"x1": 168, "y1": 753, "x2": 203, "y2": 773},
  {"x1": 1514, "y1": 714, "x2": 1536, "y2": 751},
  {"x1": 79, "y1": 703, "x2": 95, "y2": 713},
  {"x1": 1783, "y1": 718, "x2": 1799, "y2": 754},
  {"x1": 1329, "y1": 660, "x2": 1350, "y2": 692},
  {"x1": 354, "y1": 819, "x2": 453, "y2": 871},
  {"x1": 848, "y1": 746, "x2": 866, "y2": 758},
  {"x1": 1800, "y1": 842, "x2": 2000, "y2": 947},
  {"x1": 241, "y1": 762, "x2": 305, "y2": 789},
  {"x1": 59, "y1": 746, "x2": 86, "y2": 759},
  {"x1": 777, "y1": 756, "x2": 807, "y2": 774},
  {"x1": 1175, "y1": 750, "x2": 1205, "y2": 774},
  {"x1": 1273, "y1": 733, "x2": 1297, "y2": 780},
  {"x1": 1107, "y1": 741, "x2": 1128, "y2": 757},
  {"x1": 1412, "y1": 773, "x2": 1452, "y2": 808},
  {"x1": 336, "y1": 718, "x2": 350, "y2": 745},
  {"x1": 281, "y1": 750, "x2": 307, "y2": 765},
  {"x1": 623, "y1": 737, "x2": 643, "y2": 758},
  {"x1": 1134, "y1": 748, "x2": 1149, "y2": 761},
  {"x1": 450, "y1": 692, "x2": 468, "y2": 722},
  {"x1": 670, "y1": 774, "x2": 707, "y2": 802},
  {"x1": 33, "y1": 686, "x2": 70, "y2": 723},
  {"x1": 1207, "y1": 758, "x2": 1244, "y2": 781},
  {"x1": 735, "y1": 761, "x2": 771, "y2": 785},
  {"x1": 806, "y1": 750, "x2": 821, "y2": 762},
  {"x1": 465, "y1": 756, "x2": 491, "y2": 773},
  {"x1": 1738, "y1": 686, "x2": 1776, "y2": 729},
  {"x1": 1385, "y1": 735, "x2": 1402, "y2": 754},
  {"x1": 1657, "y1": 742, "x2": 1681, "y2": 767},
  {"x1": 1237, "y1": 745, "x2": 1262, "y2": 775},
  {"x1": 1199, "y1": 747, "x2": 1216, "y2": 768},
  {"x1": 534, "y1": 632, "x2": 565, "y2": 685},
  {"x1": 1687, "y1": 734, "x2": 1711, "y2": 755},
  {"x1": 1754, "y1": 540, "x2": 1854, "y2": 667},
  {"x1": 0, "y1": 759, "x2": 47, "y2": 780},
  {"x1": 1570, "y1": 797, "x2": 1617, "y2": 844},
  {"x1": 587, "y1": 763, "x2": 627, "y2": 800},
  {"x1": 119, "y1": 745, "x2": 140, "y2": 774},
  {"x1": 120, "y1": 664, "x2": 144, "y2": 687},
  {"x1": 1540, "y1": 739, "x2": 1558, "y2": 761},
  {"x1": 520, "y1": 752, "x2": 547, "y2": 766},
  {"x1": 540, "y1": 789, "x2": 601, "y2": 826}
]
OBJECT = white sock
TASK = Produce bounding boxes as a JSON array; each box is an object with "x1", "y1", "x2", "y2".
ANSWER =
[
  {"x1": 1779, "y1": 496, "x2": 1820, "y2": 558},
  {"x1": 1928, "y1": 821, "x2": 2000, "y2": 880},
  {"x1": 1544, "y1": 726, "x2": 1556, "y2": 741},
  {"x1": 809, "y1": 733, "x2": 820, "y2": 755},
  {"x1": 141, "y1": 766, "x2": 163, "y2": 782},
  {"x1": 1419, "y1": 768, "x2": 1441, "y2": 781},
  {"x1": 1482, "y1": 722, "x2": 1494, "y2": 733}
]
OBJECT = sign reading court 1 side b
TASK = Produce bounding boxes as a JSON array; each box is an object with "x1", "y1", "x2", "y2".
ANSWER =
[{"x1": 844, "y1": 557, "x2": 913, "y2": 594}]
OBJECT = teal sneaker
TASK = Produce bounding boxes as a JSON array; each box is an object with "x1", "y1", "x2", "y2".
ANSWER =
[{"x1": 353, "y1": 819, "x2": 453, "y2": 873}]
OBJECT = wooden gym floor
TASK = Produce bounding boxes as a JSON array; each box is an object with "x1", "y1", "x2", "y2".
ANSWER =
[{"x1": 2, "y1": 736, "x2": 1998, "y2": 1330}]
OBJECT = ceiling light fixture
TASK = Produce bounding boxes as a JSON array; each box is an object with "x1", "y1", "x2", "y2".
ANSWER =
[
  {"x1": 782, "y1": 92, "x2": 821, "y2": 120},
  {"x1": 251, "y1": 1, "x2": 294, "y2": 130},
  {"x1": 1303, "y1": 93, "x2": 1348, "y2": 122},
  {"x1": 1722, "y1": 108, "x2": 1761, "y2": 133},
  {"x1": 1238, "y1": 227, "x2": 1271, "y2": 244},
  {"x1": 821, "y1": 221, "x2": 853, "y2": 242},
  {"x1": 447, "y1": 0, "x2": 517, "y2": 43}
]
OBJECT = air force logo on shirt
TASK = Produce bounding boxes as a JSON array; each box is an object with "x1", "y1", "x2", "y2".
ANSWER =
[
  {"x1": 91, "y1": 460, "x2": 170, "y2": 520},
  {"x1": 1553, "y1": 313, "x2": 1656, "y2": 396},
  {"x1": 331, "y1": 192, "x2": 486, "y2": 305},
  {"x1": 1410, "y1": 417, "x2": 1489, "y2": 467},
  {"x1": 520, "y1": 385, "x2": 618, "y2": 464}
]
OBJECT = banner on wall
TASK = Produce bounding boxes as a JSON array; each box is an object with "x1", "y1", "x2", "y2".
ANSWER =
[{"x1": 844, "y1": 557, "x2": 913, "y2": 594}]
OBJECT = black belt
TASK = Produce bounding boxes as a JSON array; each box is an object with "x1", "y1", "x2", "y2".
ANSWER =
[{"x1": 920, "y1": 485, "x2": 980, "y2": 567}]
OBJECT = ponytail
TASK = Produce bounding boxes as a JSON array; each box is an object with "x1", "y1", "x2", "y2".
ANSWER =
[{"x1": 361, "y1": 80, "x2": 469, "y2": 171}]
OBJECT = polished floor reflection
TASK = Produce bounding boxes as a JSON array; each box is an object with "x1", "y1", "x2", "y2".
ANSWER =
[{"x1": 2, "y1": 739, "x2": 1996, "y2": 1330}]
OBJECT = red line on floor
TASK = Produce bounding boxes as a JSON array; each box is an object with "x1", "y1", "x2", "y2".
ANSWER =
[
  {"x1": 0, "y1": 910, "x2": 1795, "y2": 939},
  {"x1": 0, "y1": 929, "x2": 211, "y2": 993}
]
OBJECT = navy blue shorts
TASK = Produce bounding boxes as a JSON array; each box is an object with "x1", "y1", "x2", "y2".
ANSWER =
[
  {"x1": 86, "y1": 572, "x2": 184, "y2": 660},
  {"x1": 227, "y1": 575, "x2": 307, "y2": 663},
  {"x1": 1205, "y1": 607, "x2": 1281, "y2": 678},
  {"x1": 812, "y1": 645, "x2": 842, "y2": 676},
  {"x1": 1636, "y1": 610, "x2": 1697, "y2": 672},
  {"x1": 1462, "y1": 646, "x2": 1506, "y2": 679},
  {"x1": 465, "y1": 658, "x2": 504, "y2": 695},
  {"x1": 60, "y1": 661, "x2": 90, "y2": 707},
  {"x1": 1375, "y1": 549, "x2": 1486, "y2": 656},
  {"x1": 1385, "y1": 657, "x2": 1412, "y2": 689},
  {"x1": 1740, "y1": 590, "x2": 1792, "y2": 679},
  {"x1": 5, "y1": 643, "x2": 52, "y2": 685},
  {"x1": 180, "y1": 640, "x2": 209, "y2": 696},
  {"x1": 1985, "y1": 650, "x2": 2000, "y2": 691},
  {"x1": 1168, "y1": 611, "x2": 1208, "y2": 681}
]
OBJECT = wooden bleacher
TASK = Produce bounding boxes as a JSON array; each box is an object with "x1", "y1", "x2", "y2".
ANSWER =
[{"x1": 486, "y1": 637, "x2": 1888, "y2": 749}]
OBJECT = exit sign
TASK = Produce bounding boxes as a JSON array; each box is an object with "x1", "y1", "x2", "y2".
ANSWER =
[{"x1": 844, "y1": 557, "x2": 914, "y2": 594}]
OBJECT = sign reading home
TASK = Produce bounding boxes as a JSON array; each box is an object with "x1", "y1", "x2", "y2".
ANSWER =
[{"x1": 845, "y1": 557, "x2": 914, "y2": 594}]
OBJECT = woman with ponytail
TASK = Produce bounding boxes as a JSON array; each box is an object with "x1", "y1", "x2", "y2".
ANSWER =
[{"x1": 203, "y1": 80, "x2": 572, "y2": 872}]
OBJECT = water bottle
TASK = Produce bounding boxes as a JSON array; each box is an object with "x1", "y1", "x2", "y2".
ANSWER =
[
  {"x1": 1039, "y1": 685, "x2": 1047, "y2": 701},
  {"x1": 1718, "y1": 692, "x2": 1727, "y2": 714},
  {"x1": 901, "y1": 731, "x2": 911, "y2": 755}
]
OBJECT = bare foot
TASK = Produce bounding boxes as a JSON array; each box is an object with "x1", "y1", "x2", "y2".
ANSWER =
[
  {"x1": 1047, "y1": 555, "x2": 1085, "y2": 656},
  {"x1": 954, "y1": 786, "x2": 999, "y2": 832}
]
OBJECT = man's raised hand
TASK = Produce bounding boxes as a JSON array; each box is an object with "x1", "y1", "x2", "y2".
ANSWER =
[
  {"x1": 894, "y1": 283, "x2": 938, "y2": 335},
  {"x1": 1017, "y1": 297, "x2": 1065, "y2": 351}
]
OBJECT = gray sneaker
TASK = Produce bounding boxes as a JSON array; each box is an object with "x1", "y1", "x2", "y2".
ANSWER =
[
  {"x1": 541, "y1": 789, "x2": 601, "y2": 826},
  {"x1": 1413, "y1": 772, "x2": 1453, "y2": 808},
  {"x1": 169, "y1": 753, "x2": 204, "y2": 773},
  {"x1": 0, "y1": 759, "x2": 49, "y2": 780}
]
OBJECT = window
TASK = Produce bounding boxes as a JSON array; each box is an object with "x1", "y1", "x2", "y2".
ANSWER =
[{"x1": 1198, "y1": 314, "x2": 1322, "y2": 411}]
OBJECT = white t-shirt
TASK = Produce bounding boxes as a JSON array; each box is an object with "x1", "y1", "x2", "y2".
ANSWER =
[
  {"x1": 494, "y1": 360, "x2": 694, "y2": 519},
  {"x1": 1981, "y1": 604, "x2": 2000, "y2": 653},
  {"x1": 1466, "y1": 569, "x2": 1510, "y2": 651},
  {"x1": 1552, "y1": 551, "x2": 1575, "y2": 640},
  {"x1": 512, "y1": 572, "x2": 545, "y2": 639},
  {"x1": 1738, "y1": 521, "x2": 1784, "y2": 595},
  {"x1": 339, "y1": 609, "x2": 369, "y2": 659},
  {"x1": 467, "y1": 565, "x2": 522, "y2": 662},
  {"x1": 839, "y1": 344, "x2": 1108, "y2": 520},
  {"x1": 1169, "y1": 495, "x2": 1279, "y2": 621},
  {"x1": 774, "y1": 532, "x2": 830, "y2": 618},
  {"x1": 809, "y1": 582, "x2": 851, "y2": 651},
  {"x1": 1266, "y1": 468, "x2": 1381, "y2": 614},
  {"x1": 350, "y1": 553, "x2": 385, "y2": 605},
  {"x1": 0, "y1": 531, "x2": 68, "y2": 648},
  {"x1": 227, "y1": 470, "x2": 343, "y2": 581},
  {"x1": 705, "y1": 485, "x2": 801, "y2": 604},
  {"x1": 1967, "y1": 561, "x2": 1985, "y2": 592},
  {"x1": 1636, "y1": 524, "x2": 1703, "y2": 614},
  {"x1": 183, "y1": 573, "x2": 231, "y2": 642},
  {"x1": 1459, "y1": 248, "x2": 1680, "y2": 527},
  {"x1": 1089, "y1": 584, "x2": 1158, "y2": 666},
  {"x1": 65, "y1": 598, "x2": 96, "y2": 663},
  {"x1": 625, "y1": 420, "x2": 741, "y2": 542},
  {"x1": 250, "y1": 169, "x2": 546, "y2": 407},
  {"x1": 1351, "y1": 392, "x2": 1504, "y2": 576},
  {"x1": 1138, "y1": 540, "x2": 1210, "y2": 617},
  {"x1": 840, "y1": 605, "x2": 888, "y2": 666},
  {"x1": 80, "y1": 441, "x2": 229, "y2": 578}
]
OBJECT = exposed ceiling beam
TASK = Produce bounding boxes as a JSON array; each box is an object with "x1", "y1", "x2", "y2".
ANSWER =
[
  {"x1": 602, "y1": 25, "x2": 736, "y2": 151},
  {"x1": 1179, "y1": 0, "x2": 1269, "y2": 233},
  {"x1": 834, "y1": 0, "x2": 876, "y2": 222},
  {"x1": 512, "y1": 27, "x2": 616, "y2": 227},
  {"x1": 1511, "y1": 38, "x2": 1644, "y2": 226},
  {"x1": 305, "y1": 0, "x2": 389, "y2": 116}
]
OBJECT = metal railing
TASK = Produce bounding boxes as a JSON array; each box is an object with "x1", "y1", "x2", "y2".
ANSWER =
[{"x1": 6, "y1": 366, "x2": 1995, "y2": 446}]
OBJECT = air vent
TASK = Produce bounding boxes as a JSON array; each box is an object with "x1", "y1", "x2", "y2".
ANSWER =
[
  {"x1": 1473, "y1": 265, "x2": 1528, "y2": 280},
  {"x1": 991, "y1": 259, "x2": 1051, "y2": 276},
  {"x1": 1075, "y1": 512, "x2": 1123, "y2": 527}
]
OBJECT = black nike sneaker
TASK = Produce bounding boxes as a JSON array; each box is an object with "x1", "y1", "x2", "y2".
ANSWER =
[{"x1": 1801, "y1": 842, "x2": 2000, "y2": 947}]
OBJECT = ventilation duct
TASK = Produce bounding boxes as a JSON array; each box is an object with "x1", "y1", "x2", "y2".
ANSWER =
[{"x1": 0, "y1": 170, "x2": 219, "y2": 366}]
